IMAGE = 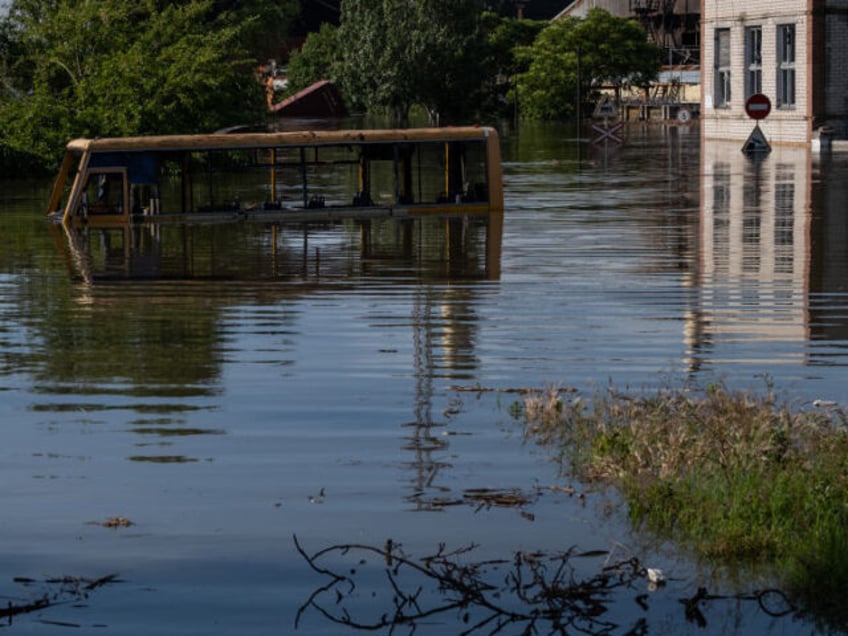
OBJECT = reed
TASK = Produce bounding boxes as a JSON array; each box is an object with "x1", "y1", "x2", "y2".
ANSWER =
[{"x1": 519, "y1": 383, "x2": 848, "y2": 623}]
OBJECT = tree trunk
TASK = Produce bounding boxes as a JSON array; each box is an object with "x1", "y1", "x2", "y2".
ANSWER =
[{"x1": 392, "y1": 103, "x2": 409, "y2": 128}]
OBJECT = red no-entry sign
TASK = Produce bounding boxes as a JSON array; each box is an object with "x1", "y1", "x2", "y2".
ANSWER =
[{"x1": 745, "y1": 93, "x2": 772, "y2": 120}]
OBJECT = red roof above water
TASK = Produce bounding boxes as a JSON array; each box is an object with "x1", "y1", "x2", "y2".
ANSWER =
[{"x1": 269, "y1": 80, "x2": 346, "y2": 118}]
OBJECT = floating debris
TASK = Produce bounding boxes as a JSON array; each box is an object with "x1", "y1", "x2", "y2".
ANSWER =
[
  {"x1": 87, "y1": 516, "x2": 134, "y2": 528},
  {"x1": 1, "y1": 574, "x2": 120, "y2": 624},
  {"x1": 415, "y1": 496, "x2": 464, "y2": 508},
  {"x1": 442, "y1": 396, "x2": 463, "y2": 418},
  {"x1": 647, "y1": 567, "x2": 665, "y2": 583},
  {"x1": 410, "y1": 483, "x2": 541, "y2": 521},
  {"x1": 545, "y1": 484, "x2": 577, "y2": 496},
  {"x1": 463, "y1": 487, "x2": 533, "y2": 508},
  {"x1": 445, "y1": 384, "x2": 578, "y2": 395},
  {"x1": 812, "y1": 399, "x2": 837, "y2": 408},
  {"x1": 103, "y1": 516, "x2": 133, "y2": 528},
  {"x1": 647, "y1": 567, "x2": 666, "y2": 590}
]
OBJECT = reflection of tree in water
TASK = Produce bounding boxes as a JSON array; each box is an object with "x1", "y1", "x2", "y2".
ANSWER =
[
  {"x1": 43, "y1": 217, "x2": 498, "y2": 467},
  {"x1": 33, "y1": 278, "x2": 224, "y2": 391},
  {"x1": 39, "y1": 222, "x2": 317, "y2": 391},
  {"x1": 294, "y1": 537, "x2": 796, "y2": 634}
]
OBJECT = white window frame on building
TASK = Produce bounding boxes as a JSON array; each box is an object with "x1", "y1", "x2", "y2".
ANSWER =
[
  {"x1": 777, "y1": 24, "x2": 796, "y2": 108},
  {"x1": 745, "y1": 26, "x2": 762, "y2": 98},
  {"x1": 714, "y1": 28, "x2": 732, "y2": 108}
]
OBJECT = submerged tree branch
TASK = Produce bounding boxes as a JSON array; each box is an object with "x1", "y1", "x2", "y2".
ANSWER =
[
  {"x1": 294, "y1": 536, "x2": 797, "y2": 634},
  {"x1": 0, "y1": 574, "x2": 121, "y2": 626}
]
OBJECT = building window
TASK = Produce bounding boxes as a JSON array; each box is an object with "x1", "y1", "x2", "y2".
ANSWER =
[
  {"x1": 777, "y1": 24, "x2": 796, "y2": 108},
  {"x1": 745, "y1": 27, "x2": 762, "y2": 98},
  {"x1": 714, "y1": 29, "x2": 731, "y2": 108}
]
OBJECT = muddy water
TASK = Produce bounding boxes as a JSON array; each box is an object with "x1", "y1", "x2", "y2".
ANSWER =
[{"x1": 1, "y1": 123, "x2": 847, "y2": 634}]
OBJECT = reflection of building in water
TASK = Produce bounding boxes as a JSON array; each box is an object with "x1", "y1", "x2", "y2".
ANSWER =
[
  {"x1": 692, "y1": 141, "x2": 812, "y2": 366},
  {"x1": 810, "y1": 154, "x2": 848, "y2": 343}
]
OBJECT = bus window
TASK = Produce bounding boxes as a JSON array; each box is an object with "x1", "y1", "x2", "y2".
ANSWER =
[{"x1": 82, "y1": 171, "x2": 126, "y2": 216}]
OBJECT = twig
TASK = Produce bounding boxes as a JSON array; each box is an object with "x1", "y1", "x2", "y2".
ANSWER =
[{"x1": 295, "y1": 537, "x2": 799, "y2": 634}]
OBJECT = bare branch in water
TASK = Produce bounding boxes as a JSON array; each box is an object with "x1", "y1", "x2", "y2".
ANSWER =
[
  {"x1": 294, "y1": 536, "x2": 797, "y2": 634},
  {"x1": 0, "y1": 574, "x2": 121, "y2": 626}
]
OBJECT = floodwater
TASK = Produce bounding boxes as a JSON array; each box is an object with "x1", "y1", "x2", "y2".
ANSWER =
[{"x1": 1, "y1": 122, "x2": 847, "y2": 634}]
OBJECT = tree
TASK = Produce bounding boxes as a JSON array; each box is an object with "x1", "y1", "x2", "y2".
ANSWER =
[
  {"x1": 212, "y1": 0, "x2": 300, "y2": 63},
  {"x1": 284, "y1": 23, "x2": 341, "y2": 95},
  {"x1": 0, "y1": 0, "x2": 298, "y2": 171},
  {"x1": 477, "y1": 11, "x2": 545, "y2": 118},
  {"x1": 338, "y1": 0, "x2": 420, "y2": 122},
  {"x1": 411, "y1": 0, "x2": 488, "y2": 125},
  {"x1": 338, "y1": 0, "x2": 488, "y2": 125},
  {"x1": 516, "y1": 8, "x2": 661, "y2": 120},
  {"x1": 481, "y1": 12, "x2": 546, "y2": 77}
]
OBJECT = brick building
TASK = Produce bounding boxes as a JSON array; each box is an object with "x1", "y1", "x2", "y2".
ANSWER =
[{"x1": 701, "y1": 0, "x2": 848, "y2": 149}]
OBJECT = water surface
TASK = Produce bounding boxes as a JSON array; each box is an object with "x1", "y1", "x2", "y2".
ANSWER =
[{"x1": 2, "y1": 123, "x2": 847, "y2": 634}]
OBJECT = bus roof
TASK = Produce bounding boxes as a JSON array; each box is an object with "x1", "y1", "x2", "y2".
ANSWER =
[{"x1": 67, "y1": 126, "x2": 497, "y2": 154}]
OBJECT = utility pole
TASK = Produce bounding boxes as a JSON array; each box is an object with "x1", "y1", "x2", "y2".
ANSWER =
[
  {"x1": 515, "y1": 1, "x2": 526, "y2": 19},
  {"x1": 576, "y1": 45, "x2": 581, "y2": 139}
]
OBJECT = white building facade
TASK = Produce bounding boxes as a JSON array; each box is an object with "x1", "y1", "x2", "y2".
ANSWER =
[{"x1": 701, "y1": 0, "x2": 848, "y2": 148}]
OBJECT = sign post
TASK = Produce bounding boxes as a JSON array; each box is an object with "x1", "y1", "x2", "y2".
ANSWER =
[
  {"x1": 591, "y1": 96, "x2": 623, "y2": 146},
  {"x1": 742, "y1": 94, "x2": 772, "y2": 155},
  {"x1": 745, "y1": 93, "x2": 772, "y2": 119}
]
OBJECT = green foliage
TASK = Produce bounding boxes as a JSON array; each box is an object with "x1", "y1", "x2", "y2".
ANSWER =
[
  {"x1": 338, "y1": 0, "x2": 488, "y2": 125},
  {"x1": 222, "y1": 0, "x2": 299, "y2": 62},
  {"x1": 789, "y1": 521, "x2": 848, "y2": 627},
  {"x1": 0, "y1": 0, "x2": 298, "y2": 173},
  {"x1": 477, "y1": 12, "x2": 545, "y2": 117},
  {"x1": 516, "y1": 8, "x2": 661, "y2": 120},
  {"x1": 338, "y1": 0, "x2": 409, "y2": 119},
  {"x1": 413, "y1": 0, "x2": 489, "y2": 124},
  {"x1": 285, "y1": 23, "x2": 341, "y2": 94},
  {"x1": 481, "y1": 12, "x2": 545, "y2": 77},
  {"x1": 520, "y1": 382, "x2": 848, "y2": 627}
]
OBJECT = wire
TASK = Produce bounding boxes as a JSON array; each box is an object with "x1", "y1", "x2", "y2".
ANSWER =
[{"x1": 305, "y1": 0, "x2": 340, "y2": 14}]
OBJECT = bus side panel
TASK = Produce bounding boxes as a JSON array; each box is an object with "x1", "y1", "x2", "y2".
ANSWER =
[{"x1": 485, "y1": 129, "x2": 504, "y2": 214}]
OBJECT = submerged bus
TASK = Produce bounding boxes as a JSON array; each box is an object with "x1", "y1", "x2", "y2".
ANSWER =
[{"x1": 47, "y1": 127, "x2": 503, "y2": 227}]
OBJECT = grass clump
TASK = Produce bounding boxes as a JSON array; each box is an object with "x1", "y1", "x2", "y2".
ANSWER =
[{"x1": 519, "y1": 383, "x2": 848, "y2": 624}]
